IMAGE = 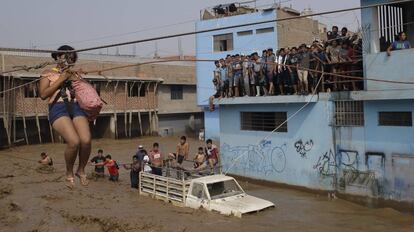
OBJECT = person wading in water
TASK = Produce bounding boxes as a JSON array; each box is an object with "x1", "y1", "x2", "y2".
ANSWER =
[{"x1": 39, "y1": 45, "x2": 92, "y2": 189}]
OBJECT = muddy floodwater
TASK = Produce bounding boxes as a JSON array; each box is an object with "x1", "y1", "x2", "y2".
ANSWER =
[{"x1": 0, "y1": 137, "x2": 413, "y2": 232}]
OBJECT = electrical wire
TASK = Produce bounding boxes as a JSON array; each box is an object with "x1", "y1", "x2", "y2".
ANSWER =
[
  {"x1": 1, "y1": 57, "x2": 414, "y2": 95},
  {"x1": 0, "y1": 0, "x2": 412, "y2": 54}
]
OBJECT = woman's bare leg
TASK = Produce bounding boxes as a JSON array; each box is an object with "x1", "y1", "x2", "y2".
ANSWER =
[
  {"x1": 72, "y1": 116, "x2": 92, "y2": 176},
  {"x1": 52, "y1": 117, "x2": 80, "y2": 178}
]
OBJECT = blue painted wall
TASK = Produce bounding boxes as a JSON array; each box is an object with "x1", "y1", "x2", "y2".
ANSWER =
[
  {"x1": 220, "y1": 102, "x2": 336, "y2": 190},
  {"x1": 204, "y1": 108, "x2": 220, "y2": 142},
  {"x1": 220, "y1": 99, "x2": 414, "y2": 202},
  {"x1": 365, "y1": 50, "x2": 414, "y2": 92},
  {"x1": 334, "y1": 100, "x2": 414, "y2": 201}
]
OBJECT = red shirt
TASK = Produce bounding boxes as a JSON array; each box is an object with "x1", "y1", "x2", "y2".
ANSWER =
[
  {"x1": 105, "y1": 160, "x2": 119, "y2": 176},
  {"x1": 206, "y1": 145, "x2": 219, "y2": 161}
]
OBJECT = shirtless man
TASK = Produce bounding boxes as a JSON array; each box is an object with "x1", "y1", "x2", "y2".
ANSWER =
[
  {"x1": 38, "y1": 152, "x2": 53, "y2": 166},
  {"x1": 176, "y1": 136, "x2": 189, "y2": 165},
  {"x1": 149, "y1": 142, "x2": 163, "y2": 176},
  {"x1": 37, "y1": 152, "x2": 54, "y2": 173},
  {"x1": 193, "y1": 147, "x2": 206, "y2": 169}
]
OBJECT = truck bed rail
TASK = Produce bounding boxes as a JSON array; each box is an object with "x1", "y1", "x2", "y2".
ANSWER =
[{"x1": 139, "y1": 172, "x2": 191, "y2": 207}]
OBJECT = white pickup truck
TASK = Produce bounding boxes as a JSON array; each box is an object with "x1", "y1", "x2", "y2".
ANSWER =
[{"x1": 139, "y1": 172, "x2": 275, "y2": 217}]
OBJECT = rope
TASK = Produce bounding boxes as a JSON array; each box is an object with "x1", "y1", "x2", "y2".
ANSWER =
[
  {"x1": 0, "y1": 0, "x2": 412, "y2": 54},
  {"x1": 1, "y1": 57, "x2": 414, "y2": 95}
]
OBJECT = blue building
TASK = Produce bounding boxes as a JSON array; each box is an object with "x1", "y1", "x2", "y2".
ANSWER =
[
  {"x1": 196, "y1": 6, "x2": 277, "y2": 141},
  {"x1": 197, "y1": 1, "x2": 414, "y2": 206},
  {"x1": 196, "y1": 4, "x2": 324, "y2": 141}
]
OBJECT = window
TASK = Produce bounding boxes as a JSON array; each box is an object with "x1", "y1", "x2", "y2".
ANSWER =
[
  {"x1": 128, "y1": 82, "x2": 146, "y2": 97},
  {"x1": 207, "y1": 180, "x2": 243, "y2": 200},
  {"x1": 334, "y1": 101, "x2": 364, "y2": 127},
  {"x1": 170, "y1": 85, "x2": 183, "y2": 100},
  {"x1": 377, "y1": 3, "x2": 411, "y2": 52},
  {"x1": 23, "y1": 81, "x2": 38, "y2": 98},
  {"x1": 213, "y1": 33, "x2": 233, "y2": 52},
  {"x1": 378, "y1": 112, "x2": 412, "y2": 127},
  {"x1": 191, "y1": 183, "x2": 207, "y2": 199},
  {"x1": 256, "y1": 27, "x2": 274, "y2": 34},
  {"x1": 241, "y1": 112, "x2": 287, "y2": 132},
  {"x1": 237, "y1": 30, "x2": 253, "y2": 36}
]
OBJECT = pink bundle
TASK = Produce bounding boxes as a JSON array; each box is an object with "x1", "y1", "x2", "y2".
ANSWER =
[{"x1": 71, "y1": 78, "x2": 103, "y2": 121}]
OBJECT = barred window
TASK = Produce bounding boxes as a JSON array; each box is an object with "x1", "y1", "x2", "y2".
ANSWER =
[
  {"x1": 237, "y1": 30, "x2": 253, "y2": 36},
  {"x1": 334, "y1": 101, "x2": 364, "y2": 127},
  {"x1": 256, "y1": 27, "x2": 274, "y2": 34},
  {"x1": 241, "y1": 112, "x2": 287, "y2": 132},
  {"x1": 379, "y1": 112, "x2": 412, "y2": 127},
  {"x1": 213, "y1": 33, "x2": 233, "y2": 52},
  {"x1": 170, "y1": 85, "x2": 183, "y2": 100}
]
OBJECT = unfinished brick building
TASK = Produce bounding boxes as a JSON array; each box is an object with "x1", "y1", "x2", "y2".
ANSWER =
[{"x1": 0, "y1": 52, "x2": 202, "y2": 147}]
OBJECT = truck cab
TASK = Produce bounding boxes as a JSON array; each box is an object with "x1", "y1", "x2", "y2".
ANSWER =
[{"x1": 185, "y1": 175, "x2": 275, "y2": 217}]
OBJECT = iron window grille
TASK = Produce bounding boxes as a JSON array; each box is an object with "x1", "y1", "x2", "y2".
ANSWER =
[
  {"x1": 334, "y1": 101, "x2": 364, "y2": 127},
  {"x1": 241, "y1": 112, "x2": 287, "y2": 132},
  {"x1": 378, "y1": 112, "x2": 412, "y2": 127}
]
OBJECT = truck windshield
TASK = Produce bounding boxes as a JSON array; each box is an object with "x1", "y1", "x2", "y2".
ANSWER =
[{"x1": 207, "y1": 180, "x2": 244, "y2": 200}]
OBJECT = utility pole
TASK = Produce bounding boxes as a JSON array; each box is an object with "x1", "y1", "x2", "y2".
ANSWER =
[
  {"x1": 133, "y1": 44, "x2": 137, "y2": 57},
  {"x1": 178, "y1": 37, "x2": 183, "y2": 60},
  {"x1": 154, "y1": 41, "x2": 159, "y2": 59}
]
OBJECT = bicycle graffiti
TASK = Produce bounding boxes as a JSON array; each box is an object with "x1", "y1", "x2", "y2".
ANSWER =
[{"x1": 221, "y1": 141, "x2": 287, "y2": 176}]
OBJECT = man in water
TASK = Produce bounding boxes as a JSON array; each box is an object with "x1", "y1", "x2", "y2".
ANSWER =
[
  {"x1": 123, "y1": 156, "x2": 141, "y2": 189},
  {"x1": 90, "y1": 149, "x2": 105, "y2": 178},
  {"x1": 92, "y1": 155, "x2": 119, "y2": 182},
  {"x1": 38, "y1": 152, "x2": 53, "y2": 166},
  {"x1": 37, "y1": 152, "x2": 54, "y2": 173}
]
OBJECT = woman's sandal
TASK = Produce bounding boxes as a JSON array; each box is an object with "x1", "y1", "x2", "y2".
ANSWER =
[
  {"x1": 75, "y1": 173, "x2": 89, "y2": 186},
  {"x1": 65, "y1": 177, "x2": 75, "y2": 189}
]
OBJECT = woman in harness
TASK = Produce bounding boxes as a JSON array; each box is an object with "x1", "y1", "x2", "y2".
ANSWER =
[{"x1": 39, "y1": 45, "x2": 91, "y2": 189}]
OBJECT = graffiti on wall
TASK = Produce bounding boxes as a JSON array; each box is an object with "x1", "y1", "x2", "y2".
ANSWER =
[
  {"x1": 337, "y1": 149, "x2": 359, "y2": 171},
  {"x1": 221, "y1": 141, "x2": 287, "y2": 176},
  {"x1": 294, "y1": 139, "x2": 314, "y2": 158},
  {"x1": 313, "y1": 149, "x2": 337, "y2": 177}
]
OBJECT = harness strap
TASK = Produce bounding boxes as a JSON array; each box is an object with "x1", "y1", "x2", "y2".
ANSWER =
[{"x1": 50, "y1": 80, "x2": 75, "y2": 118}]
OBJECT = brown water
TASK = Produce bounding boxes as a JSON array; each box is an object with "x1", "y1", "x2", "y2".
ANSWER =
[{"x1": 0, "y1": 137, "x2": 413, "y2": 232}]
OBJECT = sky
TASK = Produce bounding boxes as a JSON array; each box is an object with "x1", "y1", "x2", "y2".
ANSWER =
[{"x1": 0, "y1": 0, "x2": 361, "y2": 57}]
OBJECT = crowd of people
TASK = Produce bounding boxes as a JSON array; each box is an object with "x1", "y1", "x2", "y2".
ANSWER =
[
  {"x1": 85, "y1": 136, "x2": 220, "y2": 189},
  {"x1": 209, "y1": 26, "x2": 365, "y2": 110}
]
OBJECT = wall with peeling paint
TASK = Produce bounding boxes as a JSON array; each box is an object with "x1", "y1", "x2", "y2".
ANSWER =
[{"x1": 335, "y1": 100, "x2": 414, "y2": 202}]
